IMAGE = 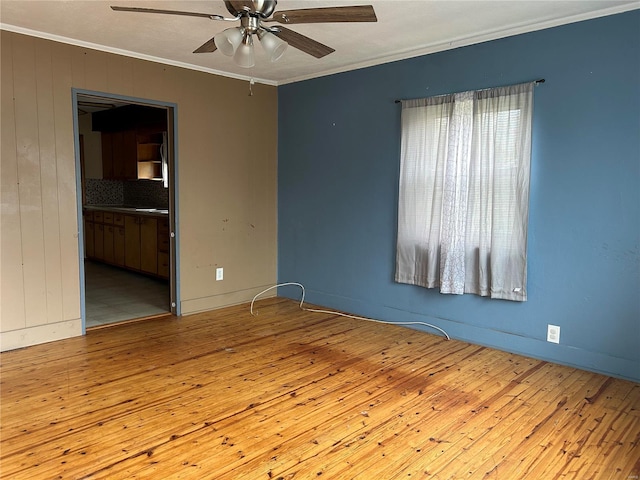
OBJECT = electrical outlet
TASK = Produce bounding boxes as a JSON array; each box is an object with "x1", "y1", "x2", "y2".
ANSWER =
[
  {"x1": 547, "y1": 324, "x2": 560, "y2": 344},
  {"x1": 216, "y1": 267, "x2": 224, "y2": 281}
]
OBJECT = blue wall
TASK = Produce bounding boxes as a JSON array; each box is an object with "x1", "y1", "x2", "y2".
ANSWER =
[{"x1": 278, "y1": 11, "x2": 640, "y2": 382}]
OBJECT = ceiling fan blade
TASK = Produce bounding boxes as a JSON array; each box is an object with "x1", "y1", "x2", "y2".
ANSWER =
[
  {"x1": 193, "y1": 37, "x2": 217, "y2": 54},
  {"x1": 273, "y1": 27, "x2": 335, "y2": 59},
  {"x1": 110, "y1": 6, "x2": 222, "y2": 20},
  {"x1": 270, "y1": 5, "x2": 377, "y2": 24}
]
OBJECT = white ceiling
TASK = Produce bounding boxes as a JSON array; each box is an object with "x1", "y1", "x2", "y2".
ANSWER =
[{"x1": 1, "y1": 0, "x2": 638, "y2": 85}]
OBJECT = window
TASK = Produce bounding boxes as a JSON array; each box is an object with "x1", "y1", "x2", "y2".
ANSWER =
[{"x1": 395, "y1": 82, "x2": 534, "y2": 301}]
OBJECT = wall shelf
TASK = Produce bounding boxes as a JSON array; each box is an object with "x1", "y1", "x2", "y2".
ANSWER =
[{"x1": 137, "y1": 132, "x2": 164, "y2": 180}]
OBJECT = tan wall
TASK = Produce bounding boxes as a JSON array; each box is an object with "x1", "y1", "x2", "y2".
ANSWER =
[{"x1": 0, "y1": 31, "x2": 278, "y2": 350}]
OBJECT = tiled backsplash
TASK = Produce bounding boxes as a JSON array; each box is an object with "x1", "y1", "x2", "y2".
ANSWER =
[
  {"x1": 123, "y1": 180, "x2": 169, "y2": 208},
  {"x1": 85, "y1": 179, "x2": 168, "y2": 208},
  {"x1": 85, "y1": 179, "x2": 123, "y2": 205}
]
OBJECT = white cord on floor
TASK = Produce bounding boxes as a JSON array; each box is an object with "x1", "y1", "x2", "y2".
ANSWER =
[{"x1": 250, "y1": 282, "x2": 450, "y2": 340}]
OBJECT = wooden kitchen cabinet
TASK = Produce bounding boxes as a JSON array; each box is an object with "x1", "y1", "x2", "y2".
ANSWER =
[
  {"x1": 124, "y1": 215, "x2": 141, "y2": 270},
  {"x1": 92, "y1": 104, "x2": 167, "y2": 133},
  {"x1": 93, "y1": 105, "x2": 167, "y2": 181},
  {"x1": 102, "y1": 129, "x2": 165, "y2": 181},
  {"x1": 114, "y1": 226, "x2": 125, "y2": 266},
  {"x1": 94, "y1": 223, "x2": 104, "y2": 260},
  {"x1": 101, "y1": 133, "x2": 113, "y2": 179},
  {"x1": 137, "y1": 132, "x2": 164, "y2": 180},
  {"x1": 103, "y1": 212, "x2": 114, "y2": 263},
  {"x1": 140, "y1": 217, "x2": 158, "y2": 274},
  {"x1": 113, "y1": 213, "x2": 125, "y2": 267},
  {"x1": 124, "y1": 215, "x2": 158, "y2": 275},
  {"x1": 157, "y1": 218, "x2": 170, "y2": 278},
  {"x1": 86, "y1": 208, "x2": 168, "y2": 279},
  {"x1": 102, "y1": 131, "x2": 137, "y2": 180},
  {"x1": 104, "y1": 225, "x2": 115, "y2": 263},
  {"x1": 84, "y1": 213, "x2": 95, "y2": 258},
  {"x1": 157, "y1": 252, "x2": 170, "y2": 278}
]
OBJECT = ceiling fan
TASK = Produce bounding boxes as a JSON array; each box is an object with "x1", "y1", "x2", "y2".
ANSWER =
[{"x1": 111, "y1": 1, "x2": 377, "y2": 68}]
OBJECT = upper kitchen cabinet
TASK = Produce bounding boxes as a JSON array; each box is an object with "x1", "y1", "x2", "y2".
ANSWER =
[
  {"x1": 102, "y1": 130, "x2": 137, "y2": 180},
  {"x1": 136, "y1": 132, "x2": 164, "y2": 180},
  {"x1": 93, "y1": 105, "x2": 167, "y2": 181},
  {"x1": 92, "y1": 105, "x2": 167, "y2": 133}
]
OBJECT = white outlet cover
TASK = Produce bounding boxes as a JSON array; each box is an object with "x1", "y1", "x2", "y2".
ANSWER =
[
  {"x1": 547, "y1": 324, "x2": 560, "y2": 344},
  {"x1": 216, "y1": 267, "x2": 223, "y2": 281}
]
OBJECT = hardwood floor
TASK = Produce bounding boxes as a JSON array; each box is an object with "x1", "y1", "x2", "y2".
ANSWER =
[{"x1": 1, "y1": 298, "x2": 638, "y2": 479}]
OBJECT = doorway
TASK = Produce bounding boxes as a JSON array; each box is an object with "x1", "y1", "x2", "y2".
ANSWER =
[{"x1": 73, "y1": 90, "x2": 179, "y2": 331}]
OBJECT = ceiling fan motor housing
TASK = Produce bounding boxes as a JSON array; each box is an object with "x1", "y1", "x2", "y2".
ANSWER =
[
  {"x1": 240, "y1": 15, "x2": 260, "y2": 35},
  {"x1": 225, "y1": 0, "x2": 277, "y2": 18}
]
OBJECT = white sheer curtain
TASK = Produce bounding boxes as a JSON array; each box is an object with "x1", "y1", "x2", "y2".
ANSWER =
[{"x1": 396, "y1": 82, "x2": 534, "y2": 301}]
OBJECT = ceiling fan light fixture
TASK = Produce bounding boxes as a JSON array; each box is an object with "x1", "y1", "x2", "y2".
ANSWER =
[
  {"x1": 214, "y1": 27, "x2": 243, "y2": 56},
  {"x1": 112, "y1": 2, "x2": 379, "y2": 64},
  {"x1": 233, "y1": 33, "x2": 255, "y2": 68},
  {"x1": 258, "y1": 29, "x2": 288, "y2": 62}
]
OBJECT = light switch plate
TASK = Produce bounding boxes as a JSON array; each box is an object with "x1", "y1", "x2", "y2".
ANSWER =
[{"x1": 216, "y1": 267, "x2": 223, "y2": 281}]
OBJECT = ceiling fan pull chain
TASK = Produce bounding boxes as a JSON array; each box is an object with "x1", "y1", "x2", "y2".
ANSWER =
[{"x1": 248, "y1": 78, "x2": 255, "y2": 97}]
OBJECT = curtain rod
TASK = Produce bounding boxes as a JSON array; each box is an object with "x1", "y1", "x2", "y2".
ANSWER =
[{"x1": 394, "y1": 78, "x2": 545, "y2": 104}]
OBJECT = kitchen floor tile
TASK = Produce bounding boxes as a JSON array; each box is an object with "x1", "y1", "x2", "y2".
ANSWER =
[{"x1": 84, "y1": 261, "x2": 170, "y2": 328}]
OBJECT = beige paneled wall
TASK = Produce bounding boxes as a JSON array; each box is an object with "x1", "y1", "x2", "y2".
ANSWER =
[{"x1": 0, "y1": 31, "x2": 278, "y2": 350}]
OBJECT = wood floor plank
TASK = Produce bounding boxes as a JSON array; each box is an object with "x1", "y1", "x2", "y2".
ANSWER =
[{"x1": 1, "y1": 298, "x2": 638, "y2": 479}]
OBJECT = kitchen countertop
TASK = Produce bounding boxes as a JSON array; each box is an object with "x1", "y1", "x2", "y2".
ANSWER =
[{"x1": 84, "y1": 205, "x2": 169, "y2": 217}]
